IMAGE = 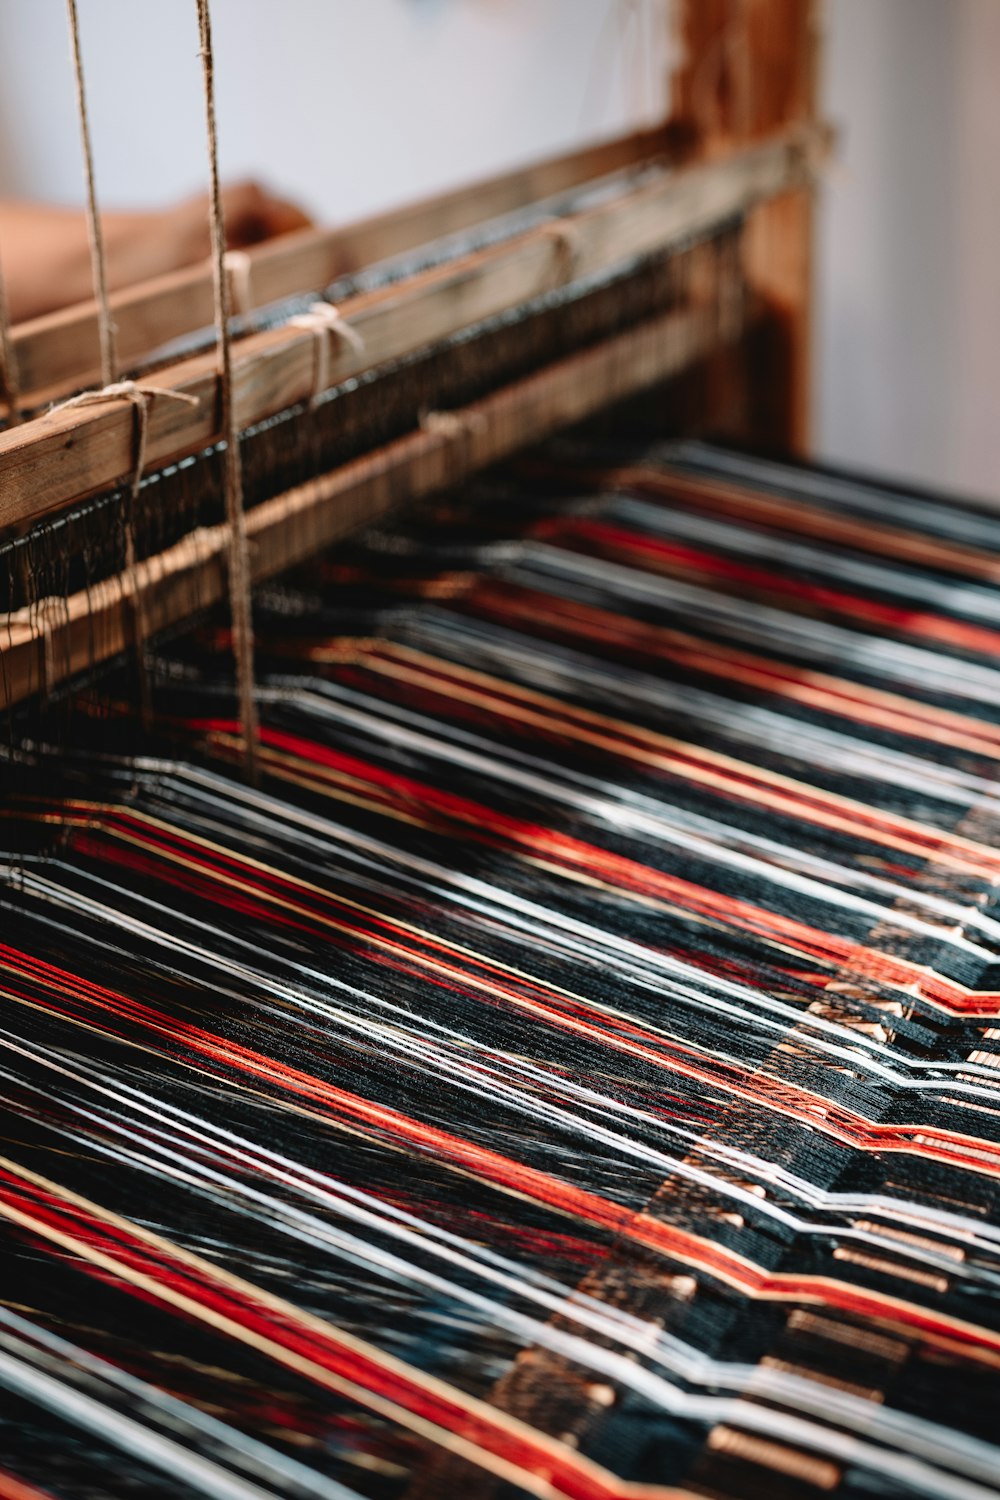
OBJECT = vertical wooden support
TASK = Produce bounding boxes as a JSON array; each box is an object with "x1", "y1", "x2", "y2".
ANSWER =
[{"x1": 670, "y1": 0, "x2": 819, "y2": 452}]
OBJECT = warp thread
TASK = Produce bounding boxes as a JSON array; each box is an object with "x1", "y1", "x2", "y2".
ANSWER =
[
  {"x1": 33, "y1": 594, "x2": 66, "y2": 706},
  {"x1": 4, "y1": 445, "x2": 1000, "y2": 1495},
  {"x1": 289, "y1": 301, "x2": 366, "y2": 409}
]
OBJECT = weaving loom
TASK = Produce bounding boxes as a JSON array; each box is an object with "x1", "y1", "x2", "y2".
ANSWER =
[{"x1": 3, "y1": 4, "x2": 999, "y2": 1499}]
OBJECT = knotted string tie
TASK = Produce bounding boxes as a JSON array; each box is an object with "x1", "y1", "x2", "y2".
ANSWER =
[{"x1": 289, "y1": 301, "x2": 366, "y2": 409}]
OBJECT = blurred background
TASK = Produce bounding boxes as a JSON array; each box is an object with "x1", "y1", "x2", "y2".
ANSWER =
[{"x1": 0, "y1": 0, "x2": 996, "y2": 502}]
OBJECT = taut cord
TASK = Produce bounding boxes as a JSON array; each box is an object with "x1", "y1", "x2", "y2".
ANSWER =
[
  {"x1": 66, "y1": 0, "x2": 117, "y2": 387},
  {"x1": 196, "y1": 0, "x2": 260, "y2": 783},
  {"x1": 65, "y1": 0, "x2": 157, "y2": 719}
]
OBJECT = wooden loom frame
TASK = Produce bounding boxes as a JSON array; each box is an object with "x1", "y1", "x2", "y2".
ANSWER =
[{"x1": 0, "y1": 0, "x2": 822, "y2": 708}]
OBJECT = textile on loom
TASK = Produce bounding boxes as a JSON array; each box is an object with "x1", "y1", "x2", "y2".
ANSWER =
[{"x1": 2, "y1": 442, "x2": 1000, "y2": 1499}]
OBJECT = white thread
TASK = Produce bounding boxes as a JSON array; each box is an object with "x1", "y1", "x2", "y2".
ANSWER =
[
  {"x1": 289, "y1": 302, "x2": 366, "y2": 408},
  {"x1": 48, "y1": 382, "x2": 199, "y2": 502},
  {"x1": 419, "y1": 408, "x2": 488, "y2": 485},
  {"x1": 420, "y1": 410, "x2": 463, "y2": 439},
  {"x1": 223, "y1": 250, "x2": 253, "y2": 319},
  {"x1": 35, "y1": 595, "x2": 65, "y2": 704},
  {"x1": 420, "y1": 409, "x2": 485, "y2": 441},
  {"x1": 540, "y1": 221, "x2": 583, "y2": 286}
]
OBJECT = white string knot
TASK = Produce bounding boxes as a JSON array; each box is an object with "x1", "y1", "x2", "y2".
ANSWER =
[
  {"x1": 223, "y1": 249, "x2": 254, "y2": 318},
  {"x1": 46, "y1": 378, "x2": 199, "y2": 721},
  {"x1": 289, "y1": 301, "x2": 366, "y2": 409},
  {"x1": 48, "y1": 380, "x2": 199, "y2": 502},
  {"x1": 420, "y1": 407, "x2": 488, "y2": 486},
  {"x1": 540, "y1": 220, "x2": 583, "y2": 287},
  {"x1": 420, "y1": 409, "x2": 487, "y2": 442}
]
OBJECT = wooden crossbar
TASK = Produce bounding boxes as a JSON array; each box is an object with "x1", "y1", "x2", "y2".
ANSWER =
[
  {"x1": 0, "y1": 125, "x2": 825, "y2": 537},
  {"x1": 1, "y1": 294, "x2": 744, "y2": 711},
  {"x1": 7, "y1": 124, "x2": 676, "y2": 406}
]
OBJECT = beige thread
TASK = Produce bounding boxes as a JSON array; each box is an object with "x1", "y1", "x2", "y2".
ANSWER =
[
  {"x1": 223, "y1": 249, "x2": 254, "y2": 318},
  {"x1": 539, "y1": 220, "x2": 583, "y2": 287},
  {"x1": 289, "y1": 301, "x2": 366, "y2": 408}
]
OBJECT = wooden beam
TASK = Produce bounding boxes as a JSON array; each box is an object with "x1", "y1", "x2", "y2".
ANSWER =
[
  {"x1": 671, "y1": 0, "x2": 821, "y2": 452},
  {"x1": 0, "y1": 126, "x2": 825, "y2": 537},
  {"x1": 1, "y1": 297, "x2": 744, "y2": 710},
  {"x1": 7, "y1": 124, "x2": 675, "y2": 407}
]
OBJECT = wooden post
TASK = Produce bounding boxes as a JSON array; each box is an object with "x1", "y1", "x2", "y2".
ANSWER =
[{"x1": 670, "y1": 0, "x2": 820, "y2": 452}]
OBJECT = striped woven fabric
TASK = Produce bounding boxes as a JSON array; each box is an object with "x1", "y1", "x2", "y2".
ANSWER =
[{"x1": 2, "y1": 442, "x2": 1000, "y2": 1500}]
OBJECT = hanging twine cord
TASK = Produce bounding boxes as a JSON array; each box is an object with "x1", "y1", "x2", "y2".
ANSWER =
[
  {"x1": 539, "y1": 221, "x2": 583, "y2": 289},
  {"x1": 289, "y1": 301, "x2": 366, "y2": 408},
  {"x1": 65, "y1": 0, "x2": 174, "y2": 720},
  {"x1": 223, "y1": 249, "x2": 253, "y2": 318},
  {"x1": 0, "y1": 252, "x2": 22, "y2": 426},
  {"x1": 66, "y1": 0, "x2": 117, "y2": 386},
  {"x1": 197, "y1": 0, "x2": 259, "y2": 782}
]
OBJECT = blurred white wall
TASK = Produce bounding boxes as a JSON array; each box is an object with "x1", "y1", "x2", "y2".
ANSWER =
[
  {"x1": 0, "y1": 0, "x2": 997, "y2": 502},
  {"x1": 817, "y1": 0, "x2": 1000, "y2": 503},
  {"x1": 0, "y1": 0, "x2": 668, "y2": 220}
]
